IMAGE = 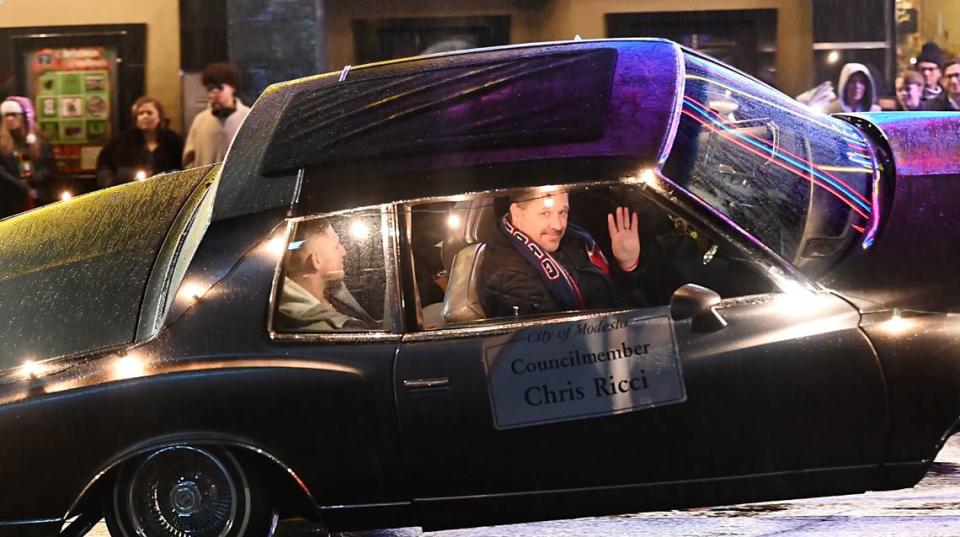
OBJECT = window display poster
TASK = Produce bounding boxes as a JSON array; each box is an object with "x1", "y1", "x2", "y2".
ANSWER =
[{"x1": 25, "y1": 47, "x2": 117, "y2": 174}]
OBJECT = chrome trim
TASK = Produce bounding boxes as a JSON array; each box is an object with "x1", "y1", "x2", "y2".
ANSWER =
[
  {"x1": 137, "y1": 165, "x2": 220, "y2": 340},
  {"x1": 65, "y1": 435, "x2": 320, "y2": 522},
  {"x1": 0, "y1": 518, "x2": 61, "y2": 526},
  {"x1": 402, "y1": 306, "x2": 648, "y2": 343},
  {"x1": 290, "y1": 167, "x2": 304, "y2": 210},
  {"x1": 265, "y1": 220, "x2": 296, "y2": 340},
  {"x1": 319, "y1": 500, "x2": 411, "y2": 511},
  {"x1": 402, "y1": 377, "x2": 450, "y2": 389},
  {"x1": 413, "y1": 463, "x2": 882, "y2": 504},
  {"x1": 401, "y1": 204, "x2": 426, "y2": 329},
  {"x1": 657, "y1": 42, "x2": 686, "y2": 167},
  {"x1": 383, "y1": 207, "x2": 405, "y2": 334},
  {"x1": 267, "y1": 206, "x2": 405, "y2": 344},
  {"x1": 270, "y1": 331, "x2": 403, "y2": 344}
]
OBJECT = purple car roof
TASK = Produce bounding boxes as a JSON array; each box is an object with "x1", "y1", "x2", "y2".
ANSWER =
[{"x1": 214, "y1": 39, "x2": 684, "y2": 220}]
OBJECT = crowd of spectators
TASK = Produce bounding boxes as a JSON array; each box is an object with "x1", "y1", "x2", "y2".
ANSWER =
[
  {"x1": 0, "y1": 62, "x2": 248, "y2": 219},
  {"x1": 1, "y1": 41, "x2": 959, "y2": 220}
]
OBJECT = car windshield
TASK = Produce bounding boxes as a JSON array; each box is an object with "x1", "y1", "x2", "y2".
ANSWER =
[{"x1": 663, "y1": 51, "x2": 876, "y2": 270}]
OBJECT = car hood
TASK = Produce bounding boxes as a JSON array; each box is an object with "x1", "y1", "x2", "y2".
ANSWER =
[{"x1": 0, "y1": 165, "x2": 215, "y2": 371}]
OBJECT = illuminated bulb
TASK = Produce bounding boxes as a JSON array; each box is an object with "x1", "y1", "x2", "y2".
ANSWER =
[
  {"x1": 19, "y1": 360, "x2": 44, "y2": 380},
  {"x1": 60, "y1": 191, "x2": 73, "y2": 201},
  {"x1": 178, "y1": 282, "x2": 205, "y2": 302},
  {"x1": 773, "y1": 289, "x2": 820, "y2": 312},
  {"x1": 265, "y1": 236, "x2": 286, "y2": 257},
  {"x1": 446, "y1": 213, "x2": 461, "y2": 229},
  {"x1": 114, "y1": 354, "x2": 146, "y2": 379},
  {"x1": 886, "y1": 309, "x2": 911, "y2": 334},
  {"x1": 349, "y1": 220, "x2": 370, "y2": 240},
  {"x1": 909, "y1": 56, "x2": 917, "y2": 65},
  {"x1": 135, "y1": 170, "x2": 147, "y2": 181},
  {"x1": 639, "y1": 168, "x2": 657, "y2": 186},
  {"x1": 826, "y1": 50, "x2": 840, "y2": 65},
  {"x1": 543, "y1": 197, "x2": 555, "y2": 208}
]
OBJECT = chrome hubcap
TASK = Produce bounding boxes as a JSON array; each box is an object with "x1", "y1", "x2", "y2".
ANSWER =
[
  {"x1": 171, "y1": 480, "x2": 203, "y2": 515},
  {"x1": 124, "y1": 446, "x2": 241, "y2": 537}
]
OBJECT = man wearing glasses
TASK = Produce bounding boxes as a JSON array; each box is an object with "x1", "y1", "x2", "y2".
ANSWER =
[
  {"x1": 182, "y1": 62, "x2": 251, "y2": 168},
  {"x1": 914, "y1": 42, "x2": 944, "y2": 102},
  {"x1": 924, "y1": 60, "x2": 960, "y2": 112}
]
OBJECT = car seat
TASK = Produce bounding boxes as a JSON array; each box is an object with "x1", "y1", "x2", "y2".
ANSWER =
[{"x1": 440, "y1": 197, "x2": 497, "y2": 323}]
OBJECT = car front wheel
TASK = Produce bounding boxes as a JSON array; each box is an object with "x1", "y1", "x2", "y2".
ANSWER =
[{"x1": 106, "y1": 445, "x2": 275, "y2": 537}]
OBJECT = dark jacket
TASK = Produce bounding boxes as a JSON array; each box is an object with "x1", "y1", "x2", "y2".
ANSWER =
[
  {"x1": 0, "y1": 156, "x2": 31, "y2": 219},
  {"x1": 478, "y1": 227, "x2": 648, "y2": 317},
  {"x1": 922, "y1": 94, "x2": 960, "y2": 111},
  {"x1": 96, "y1": 128, "x2": 184, "y2": 187}
]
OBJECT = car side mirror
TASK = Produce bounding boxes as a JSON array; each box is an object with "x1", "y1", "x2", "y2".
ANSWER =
[{"x1": 669, "y1": 284, "x2": 728, "y2": 332}]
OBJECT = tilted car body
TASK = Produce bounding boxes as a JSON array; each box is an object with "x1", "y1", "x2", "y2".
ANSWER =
[{"x1": 0, "y1": 39, "x2": 959, "y2": 537}]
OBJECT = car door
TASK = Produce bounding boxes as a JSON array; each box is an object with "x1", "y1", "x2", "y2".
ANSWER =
[{"x1": 394, "y1": 205, "x2": 886, "y2": 521}]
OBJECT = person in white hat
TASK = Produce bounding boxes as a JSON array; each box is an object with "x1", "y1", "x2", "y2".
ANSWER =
[{"x1": 1, "y1": 96, "x2": 53, "y2": 216}]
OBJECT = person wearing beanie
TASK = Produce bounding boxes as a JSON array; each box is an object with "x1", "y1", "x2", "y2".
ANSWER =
[
  {"x1": 923, "y1": 59, "x2": 960, "y2": 111},
  {"x1": 0, "y1": 96, "x2": 53, "y2": 217},
  {"x1": 915, "y1": 42, "x2": 944, "y2": 101},
  {"x1": 182, "y1": 62, "x2": 251, "y2": 168}
]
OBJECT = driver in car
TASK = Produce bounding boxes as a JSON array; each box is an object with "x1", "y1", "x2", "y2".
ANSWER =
[
  {"x1": 478, "y1": 190, "x2": 645, "y2": 317},
  {"x1": 277, "y1": 221, "x2": 379, "y2": 331}
]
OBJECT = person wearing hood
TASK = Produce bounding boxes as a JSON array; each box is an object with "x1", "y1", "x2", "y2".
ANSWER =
[
  {"x1": 0, "y1": 96, "x2": 53, "y2": 217},
  {"x1": 182, "y1": 62, "x2": 250, "y2": 169},
  {"x1": 824, "y1": 63, "x2": 881, "y2": 114}
]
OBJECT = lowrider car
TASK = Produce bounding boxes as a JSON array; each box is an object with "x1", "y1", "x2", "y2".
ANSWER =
[{"x1": 1, "y1": 39, "x2": 959, "y2": 537}]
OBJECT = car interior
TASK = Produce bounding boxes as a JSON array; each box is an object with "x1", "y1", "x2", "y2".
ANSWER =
[{"x1": 409, "y1": 183, "x2": 775, "y2": 330}]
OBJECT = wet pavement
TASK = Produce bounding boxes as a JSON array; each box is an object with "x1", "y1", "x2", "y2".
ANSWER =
[{"x1": 88, "y1": 434, "x2": 960, "y2": 536}]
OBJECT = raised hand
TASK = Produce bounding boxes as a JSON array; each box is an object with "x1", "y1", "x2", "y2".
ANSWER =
[{"x1": 607, "y1": 206, "x2": 640, "y2": 271}]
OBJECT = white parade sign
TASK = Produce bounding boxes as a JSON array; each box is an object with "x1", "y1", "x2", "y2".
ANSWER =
[{"x1": 482, "y1": 313, "x2": 686, "y2": 429}]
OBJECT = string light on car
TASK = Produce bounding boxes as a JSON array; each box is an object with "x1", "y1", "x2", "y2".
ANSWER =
[
  {"x1": 265, "y1": 235, "x2": 287, "y2": 257},
  {"x1": 178, "y1": 281, "x2": 207, "y2": 303},
  {"x1": 18, "y1": 360, "x2": 45, "y2": 380},
  {"x1": 113, "y1": 354, "x2": 147, "y2": 380},
  {"x1": 446, "y1": 213, "x2": 461, "y2": 230},
  {"x1": 639, "y1": 168, "x2": 657, "y2": 187},
  {"x1": 885, "y1": 309, "x2": 912, "y2": 334},
  {"x1": 135, "y1": 170, "x2": 148, "y2": 181},
  {"x1": 60, "y1": 191, "x2": 73, "y2": 201}
]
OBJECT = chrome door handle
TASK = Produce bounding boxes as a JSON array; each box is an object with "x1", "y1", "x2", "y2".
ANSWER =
[{"x1": 403, "y1": 377, "x2": 450, "y2": 391}]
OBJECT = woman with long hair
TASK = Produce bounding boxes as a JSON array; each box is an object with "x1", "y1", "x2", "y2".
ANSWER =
[
  {"x1": 95, "y1": 96, "x2": 184, "y2": 188},
  {"x1": 0, "y1": 96, "x2": 52, "y2": 217}
]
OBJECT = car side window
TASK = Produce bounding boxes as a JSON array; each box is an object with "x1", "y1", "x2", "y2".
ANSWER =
[
  {"x1": 272, "y1": 209, "x2": 389, "y2": 333},
  {"x1": 408, "y1": 183, "x2": 773, "y2": 330}
]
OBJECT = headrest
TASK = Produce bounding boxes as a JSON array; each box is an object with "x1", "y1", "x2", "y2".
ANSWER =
[
  {"x1": 442, "y1": 243, "x2": 487, "y2": 323},
  {"x1": 441, "y1": 197, "x2": 498, "y2": 270}
]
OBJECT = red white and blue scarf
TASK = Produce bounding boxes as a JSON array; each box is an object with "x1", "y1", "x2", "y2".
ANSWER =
[{"x1": 500, "y1": 215, "x2": 611, "y2": 310}]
